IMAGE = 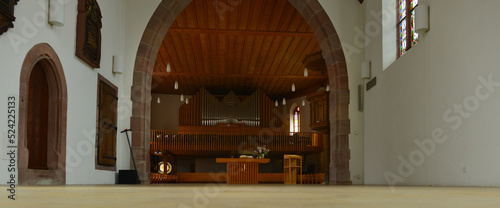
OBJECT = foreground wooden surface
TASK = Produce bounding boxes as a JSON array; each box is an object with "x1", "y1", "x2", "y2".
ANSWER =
[{"x1": 2, "y1": 185, "x2": 500, "y2": 208}]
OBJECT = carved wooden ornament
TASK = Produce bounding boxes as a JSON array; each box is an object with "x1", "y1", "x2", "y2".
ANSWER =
[
  {"x1": 76, "y1": 0, "x2": 102, "y2": 68},
  {"x1": 0, "y1": 0, "x2": 19, "y2": 35}
]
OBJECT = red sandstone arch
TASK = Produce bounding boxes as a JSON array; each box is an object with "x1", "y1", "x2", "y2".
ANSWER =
[
  {"x1": 18, "y1": 43, "x2": 68, "y2": 185},
  {"x1": 131, "y1": 0, "x2": 351, "y2": 185}
]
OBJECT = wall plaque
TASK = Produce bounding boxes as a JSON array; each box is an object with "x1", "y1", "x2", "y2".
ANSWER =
[
  {"x1": 0, "y1": 0, "x2": 19, "y2": 35},
  {"x1": 76, "y1": 0, "x2": 102, "y2": 68}
]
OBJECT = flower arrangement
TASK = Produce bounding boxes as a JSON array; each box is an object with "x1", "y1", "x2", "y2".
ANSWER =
[{"x1": 253, "y1": 145, "x2": 270, "y2": 159}]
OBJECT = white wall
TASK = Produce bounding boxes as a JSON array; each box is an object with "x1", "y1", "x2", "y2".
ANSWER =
[
  {"x1": 0, "y1": 0, "x2": 129, "y2": 185},
  {"x1": 364, "y1": 0, "x2": 500, "y2": 186},
  {"x1": 150, "y1": 94, "x2": 184, "y2": 130},
  {"x1": 319, "y1": 0, "x2": 365, "y2": 184}
]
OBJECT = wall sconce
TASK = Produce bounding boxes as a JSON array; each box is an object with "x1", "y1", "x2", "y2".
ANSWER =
[
  {"x1": 415, "y1": 4, "x2": 429, "y2": 34},
  {"x1": 48, "y1": 0, "x2": 65, "y2": 26},
  {"x1": 112, "y1": 55, "x2": 123, "y2": 74},
  {"x1": 361, "y1": 61, "x2": 371, "y2": 79},
  {"x1": 302, "y1": 100, "x2": 306, "y2": 106}
]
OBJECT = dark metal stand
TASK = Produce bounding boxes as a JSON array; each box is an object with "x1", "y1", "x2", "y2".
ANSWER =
[{"x1": 121, "y1": 129, "x2": 140, "y2": 184}]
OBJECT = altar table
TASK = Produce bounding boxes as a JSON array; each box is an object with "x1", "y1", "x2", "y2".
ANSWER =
[{"x1": 216, "y1": 158, "x2": 270, "y2": 184}]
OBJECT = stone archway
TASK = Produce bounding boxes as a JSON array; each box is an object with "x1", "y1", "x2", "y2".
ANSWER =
[
  {"x1": 18, "y1": 43, "x2": 68, "y2": 185},
  {"x1": 130, "y1": 0, "x2": 351, "y2": 185}
]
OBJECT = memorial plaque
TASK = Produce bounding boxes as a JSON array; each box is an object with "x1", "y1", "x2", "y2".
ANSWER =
[{"x1": 76, "y1": 0, "x2": 102, "y2": 68}]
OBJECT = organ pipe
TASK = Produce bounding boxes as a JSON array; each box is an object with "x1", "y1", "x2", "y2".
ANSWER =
[{"x1": 178, "y1": 88, "x2": 283, "y2": 128}]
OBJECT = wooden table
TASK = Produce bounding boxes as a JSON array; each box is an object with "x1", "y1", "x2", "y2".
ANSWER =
[{"x1": 216, "y1": 158, "x2": 270, "y2": 184}]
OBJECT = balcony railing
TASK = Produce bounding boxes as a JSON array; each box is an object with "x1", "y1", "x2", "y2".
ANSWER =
[{"x1": 150, "y1": 130, "x2": 323, "y2": 156}]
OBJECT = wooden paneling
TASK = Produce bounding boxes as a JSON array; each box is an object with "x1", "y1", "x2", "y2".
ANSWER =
[
  {"x1": 27, "y1": 63, "x2": 49, "y2": 170},
  {"x1": 152, "y1": 0, "x2": 327, "y2": 98}
]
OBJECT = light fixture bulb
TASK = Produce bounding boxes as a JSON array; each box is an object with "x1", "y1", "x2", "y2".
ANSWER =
[
  {"x1": 282, "y1": 98, "x2": 286, "y2": 105},
  {"x1": 166, "y1": 63, "x2": 171, "y2": 73},
  {"x1": 180, "y1": 94, "x2": 184, "y2": 102},
  {"x1": 326, "y1": 84, "x2": 330, "y2": 92},
  {"x1": 292, "y1": 84, "x2": 296, "y2": 92},
  {"x1": 174, "y1": 81, "x2": 179, "y2": 90},
  {"x1": 302, "y1": 100, "x2": 306, "y2": 106},
  {"x1": 157, "y1": 97, "x2": 161, "y2": 104},
  {"x1": 304, "y1": 68, "x2": 308, "y2": 77}
]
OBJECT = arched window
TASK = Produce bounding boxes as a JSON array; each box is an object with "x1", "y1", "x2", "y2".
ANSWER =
[
  {"x1": 398, "y1": 0, "x2": 419, "y2": 57},
  {"x1": 293, "y1": 106, "x2": 300, "y2": 133}
]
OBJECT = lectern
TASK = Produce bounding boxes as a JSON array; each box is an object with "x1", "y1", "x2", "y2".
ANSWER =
[{"x1": 284, "y1": 155, "x2": 302, "y2": 184}]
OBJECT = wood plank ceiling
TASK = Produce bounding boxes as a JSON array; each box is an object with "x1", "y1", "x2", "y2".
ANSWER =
[{"x1": 152, "y1": 0, "x2": 328, "y2": 99}]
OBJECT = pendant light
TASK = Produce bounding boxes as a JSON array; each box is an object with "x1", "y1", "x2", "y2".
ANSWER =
[
  {"x1": 185, "y1": 98, "x2": 189, "y2": 104},
  {"x1": 302, "y1": 99, "x2": 306, "y2": 106},
  {"x1": 275, "y1": 100, "x2": 278, "y2": 107},
  {"x1": 174, "y1": 81, "x2": 179, "y2": 90},
  {"x1": 282, "y1": 98, "x2": 286, "y2": 105},
  {"x1": 326, "y1": 84, "x2": 330, "y2": 92},
  {"x1": 292, "y1": 84, "x2": 296, "y2": 92},
  {"x1": 304, "y1": 68, "x2": 308, "y2": 77},
  {"x1": 180, "y1": 94, "x2": 185, "y2": 102},
  {"x1": 166, "y1": 63, "x2": 171, "y2": 73},
  {"x1": 157, "y1": 97, "x2": 161, "y2": 104}
]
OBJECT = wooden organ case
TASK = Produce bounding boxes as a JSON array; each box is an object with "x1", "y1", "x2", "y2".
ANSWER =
[
  {"x1": 178, "y1": 87, "x2": 283, "y2": 129},
  {"x1": 306, "y1": 91, "x2": 330, "y2": 180}
]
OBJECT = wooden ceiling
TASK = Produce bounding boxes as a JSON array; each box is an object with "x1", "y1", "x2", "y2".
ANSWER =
[{"x1": 152, "y1": 0, "x2": 328, "y2": 99}]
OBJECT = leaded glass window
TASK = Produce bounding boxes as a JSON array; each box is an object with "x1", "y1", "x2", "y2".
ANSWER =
[
  {"x1": 398, "y1": 0, "x2": 419, "y2": 57},
  {"x1": 293, "y1": 107, "x2": 300, "y2": 133}
]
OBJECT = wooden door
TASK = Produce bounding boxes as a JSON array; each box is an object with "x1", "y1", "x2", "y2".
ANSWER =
[
  {"x1": 27, "y1": 63, "x2": 49, "y2": 169},
  {"x1": 97, "y1": 81, "x2": 118, "y2": 166}
]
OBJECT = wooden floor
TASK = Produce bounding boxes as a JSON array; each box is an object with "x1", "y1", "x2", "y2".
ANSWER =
[{"x1": 2, "y1": 184, "x2": 500, "y2": 207}]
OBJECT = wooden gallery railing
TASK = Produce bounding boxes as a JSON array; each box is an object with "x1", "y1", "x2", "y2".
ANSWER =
[{"x1": 150, "y1": 130, "x2": 323, "y2": 155}]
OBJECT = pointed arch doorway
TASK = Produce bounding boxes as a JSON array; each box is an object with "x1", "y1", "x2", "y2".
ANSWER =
[
  {"x1": 18, "y1": 43, "x2": 68, "y2": 185},
  {"x1": 131, "y1": 0, "x2": 351, "y2": 185}
]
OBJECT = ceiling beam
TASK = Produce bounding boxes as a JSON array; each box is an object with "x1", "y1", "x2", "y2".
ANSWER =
[
  {"x1": 167, "y1": 28, "x2": 316, "y2": 38},
  {"x1": 153, "y1": 72, "x2": 327, "y2": 79}
]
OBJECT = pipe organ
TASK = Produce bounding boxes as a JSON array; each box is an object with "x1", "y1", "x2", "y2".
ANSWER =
[{"x1": 179, "y1": 88, "x2": 282, "y2": 128}]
